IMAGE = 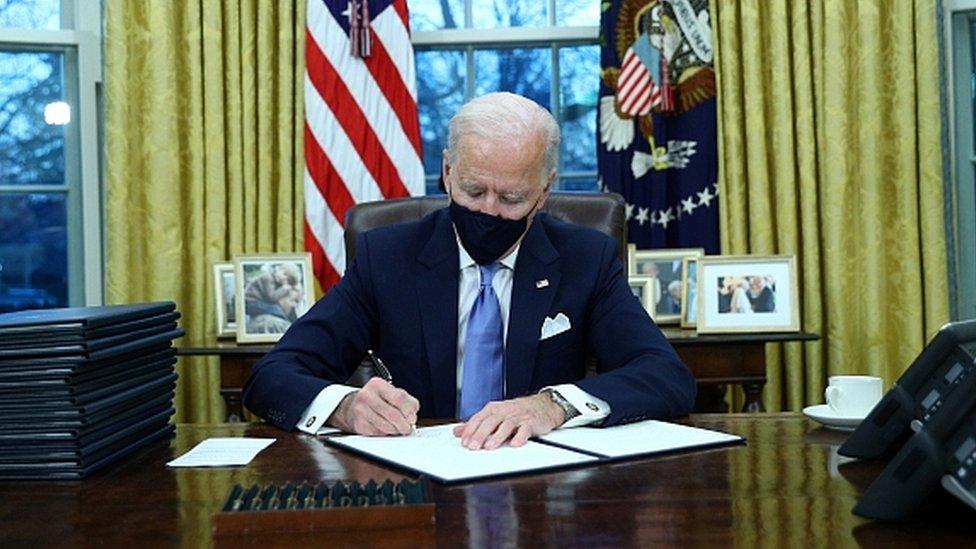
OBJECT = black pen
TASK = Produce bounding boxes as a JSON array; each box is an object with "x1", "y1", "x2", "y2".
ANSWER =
[
  {"x1": 367, "y1": 349, "x2": 393, "y2": 383},
  {"x1": 367, "y1": 350, "x2": 415, "y2": 432}
]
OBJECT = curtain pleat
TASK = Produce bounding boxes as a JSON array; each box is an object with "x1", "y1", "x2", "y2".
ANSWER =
[
  {"x1": 104, "y1": 1, "x2": 306, "y2": 422},
  {"x1": 711, "y1": 0, "x2": 950, "y2": 412}
]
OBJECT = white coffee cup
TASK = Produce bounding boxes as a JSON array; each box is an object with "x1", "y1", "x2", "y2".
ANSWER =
[{"x1": 824, "y1": 375, "x2": 883, "y2": 417}]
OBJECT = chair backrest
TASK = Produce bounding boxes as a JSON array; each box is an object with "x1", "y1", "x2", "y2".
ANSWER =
[{"x1": 343, "y1": 192, "x2": 628, "y2": 267}]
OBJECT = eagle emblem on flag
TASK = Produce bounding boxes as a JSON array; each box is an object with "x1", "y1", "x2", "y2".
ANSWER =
[{"x1": 600, "y1": 0, "x2": 715, "y2": 172}]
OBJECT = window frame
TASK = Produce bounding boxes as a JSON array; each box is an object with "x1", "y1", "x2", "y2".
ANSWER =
[
  {"x1": 944, "y1": 0, "x2": 976, "y2": 321},
  {"x1": 411, "y1": 2, "x2": 600, "y2": 193},
  {"x1": 0, "y1": 2, "x2": 103, "y2": 307}
]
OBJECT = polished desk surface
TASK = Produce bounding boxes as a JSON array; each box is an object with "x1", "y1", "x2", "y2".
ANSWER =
[{"x1": 2, "y1": 414, "x2": 970, "y2": 547}]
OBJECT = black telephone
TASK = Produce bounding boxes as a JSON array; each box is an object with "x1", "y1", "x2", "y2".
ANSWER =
[
  {"x1": 839, "y1": 320, "x2": 976, "y2": 461},
  {"x1": 853, "y1": 359, "x2": 976, "y2": 520}
]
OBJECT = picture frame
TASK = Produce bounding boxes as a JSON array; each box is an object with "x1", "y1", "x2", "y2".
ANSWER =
[
  {"x1": 211, "y1": 262, "x2": 236, "y2": 338},
  {"x1": 628, "y1": 275, "x2": 655, "y2": 315},
  {"x1": 234, "y1": 253, "x2": 314, "y2": 344},
  {"x1": 626, "y1": 243, "x2": 636, "y2": 277},
  {"x1": 629, "y1": 248, "x2": 704, "y2": 324},
  {"x1": 680, "y1": 257, "x2": 698, "y2": 329},
  {"x1": 696, "y1": 255, "x2": 800, "y2": 334}
]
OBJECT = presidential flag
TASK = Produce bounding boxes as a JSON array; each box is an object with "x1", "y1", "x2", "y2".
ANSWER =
[
  {"x1": 304, "y1": 0, "x2": 424, "y2": 291},
  {"x1": 598, "y1": 0, "x2": 719, "y2": 253}
]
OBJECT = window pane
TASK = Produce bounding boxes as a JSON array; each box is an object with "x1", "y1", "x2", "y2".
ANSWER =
[
  {"x1": 474, "y1": 47, "x2": 551, "y2": 109},
  {"x1": 410, "y1": 0, "x2": 463, "y2": 31},
  {"x1": 558, "y1": 177, "x2": 598, "y2": 192},
  {"x1": 0, "y1": 0, "x2": 61, "y2": 30},
  {"x1": 559, "y1": 45, "x2": 599, "y2": 173},
  {"x1": 471, "y1": 0, "x2": 547, "y2": 29},
  {"x1": 0, "y1": 50, "x2": 67, "y2": 186},
  {"x1": 0, "y1": 193, "x2": 67, "y2": 312},
  {"x1": 416, "y1": 49, "x2": 466, "y2": 180},
  {"x1": 556, "y1": 0, "x2": 599, "y2": 26}
]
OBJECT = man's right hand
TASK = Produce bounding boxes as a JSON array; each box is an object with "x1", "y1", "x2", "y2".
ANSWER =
[{"x1": 325, "y1": 377, "x2": 419, "y2": 436}]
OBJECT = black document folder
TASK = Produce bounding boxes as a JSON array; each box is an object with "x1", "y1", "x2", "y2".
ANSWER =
[
  {"x1": 0, "y1": 302, "x2": 176, "y2": 336},
  {"x1": 0, "y1": 377, "x2": 176, "y2": 418},
  {"x1": 0, "y1": 371, "x2": 177, "y2": 412},
  {"x1": 0, "y1": 391, "x2": 174, "y2": 432},
  {"x1": 0, "y1": 311, "x2": 180, "y2": 348},
  {"x1": 0, "y1": 347, "x2": 176, "y2": 385},
  {"x1": 0, "y1": 402, "x2": 175, "y2": 447},
  {"x1": 0, "y1": 423, "x2": 175, "y2": 480},
  {"x1": 0, "y1": 322, "x2": 179, "y2": 357},
  {"x1": 0, "y1": 355, "x2": 175, "y2": 395},
  {"x1": 0, "y1": 336, "x2": 178, "y2": 372},
  {"x1": 0, "y1": 328, "x2": 184, "y2": 366}
]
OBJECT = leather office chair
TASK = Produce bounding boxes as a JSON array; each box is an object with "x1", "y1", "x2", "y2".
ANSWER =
[
  {"x1": 341, "y1": 191, "x2": 628, "y2": 387},
  {"x1": 344, "y1": 192, "x2": 628, "y2": 268}
]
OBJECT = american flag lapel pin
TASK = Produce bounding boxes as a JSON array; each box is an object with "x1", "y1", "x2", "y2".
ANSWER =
[{"x1": 536, "y1": 279, "x2": 549, "y2": 289}]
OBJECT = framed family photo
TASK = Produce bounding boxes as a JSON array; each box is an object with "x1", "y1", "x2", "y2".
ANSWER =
[
  {"x1": 696, "y1": 255, "x2": 800, "y2": 334},
  {"x1": 211, "y1": 262, "x2": 236, "y2": 338},
  {"x1": 629, "y1": 248, "x2": 703, "y2": 324},
  {"x1": 680, "y1": 257, "x2": 698, "y2": 329},
  {"x1": 628, "y1": 275, "x2": 656, "y2": 315},
  {"x1": 234, "y1": 253, "x2": 314, "y2": 344}
]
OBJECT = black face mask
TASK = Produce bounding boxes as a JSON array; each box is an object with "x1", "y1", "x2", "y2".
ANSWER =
[{"x1": 449, "y1": 199, "x2": 536, "y2": 265}]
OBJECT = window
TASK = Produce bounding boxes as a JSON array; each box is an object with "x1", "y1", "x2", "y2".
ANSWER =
[
  {"x1": 0, "y1": 0, "x2": 102, "y2": 313},
  {"x1": 411, "y1": 0, "x2": 600, "y2": 195},
  {"x1": 947, "y1": 2, "x2": 976, "y2": 321}
]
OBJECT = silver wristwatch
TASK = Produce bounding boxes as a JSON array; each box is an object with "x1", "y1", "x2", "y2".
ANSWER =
[{"x1": 542, "y1": 389, "x2": 580, "y2": 422}]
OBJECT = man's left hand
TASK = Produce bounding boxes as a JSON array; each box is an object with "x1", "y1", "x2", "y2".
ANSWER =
[{"x1": 452, "y1": 393, "x2": 565, "y2": 450}]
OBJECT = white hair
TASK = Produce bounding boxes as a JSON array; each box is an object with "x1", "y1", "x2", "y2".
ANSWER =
[{"x1": 445, "y1": 92, "x2": 561, "y2": 181}]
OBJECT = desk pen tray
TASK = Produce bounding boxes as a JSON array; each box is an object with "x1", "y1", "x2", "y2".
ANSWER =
[{"x1": 212, "y1": 478, "x2": 435, "y2": 536}]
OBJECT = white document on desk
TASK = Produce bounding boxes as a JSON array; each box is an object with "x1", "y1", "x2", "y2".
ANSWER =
[
  {"x1": 539, "y1": 420, "x2": 743, "y2": 459},
  {"x1": 328, "y1": 423, "x2": 598, "y2": 482},
  {"x1": 166, "y1": 437, "x2": 276, "y2": 467}
]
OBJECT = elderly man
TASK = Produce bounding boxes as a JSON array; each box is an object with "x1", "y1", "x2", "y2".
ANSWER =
[{"x1": 243, "y1": 92, "x2": 695, "y2": 450}]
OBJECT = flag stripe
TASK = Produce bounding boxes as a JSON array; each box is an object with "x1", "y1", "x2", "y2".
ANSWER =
[
  {"x1": 305, "y1": 218, "x2": 340, "y2": 291},
  {"x1": 304, "y1": 77, "x2": 385, "y2": 204},
  {"x1": 365, "y1": 26, "x2": 422, "y2": 157},
  {"x1": 304, "y1": 0, "x2": 423, "y2": 290},
  {"x1": 305, "y1": 167, "x2": 347, "y2": 274},
  {"x1": 307, "y1": 2, "x2": 423, "y2": 193},
  {"x1": 392, "y1": 0, "x2": 409, "y2": 30},
  {"x1": 304, "y1": 121, "x2": 357, "y2": 228},
  {"x1": 306, "y1": 32, "x2": 412, "y2": 201}
]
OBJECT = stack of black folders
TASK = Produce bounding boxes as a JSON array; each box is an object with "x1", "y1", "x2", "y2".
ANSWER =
[
  {"x1": 0, "y1": 302, "x2": 184, "y2": 479},
  {"x1": 211, "y1": 479, "x2": 435, "y2": 536}
]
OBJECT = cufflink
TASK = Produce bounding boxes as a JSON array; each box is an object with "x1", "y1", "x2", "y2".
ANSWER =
[
  {"x1": 305, "y1": 416, "x2": 316, "y2": 428},
  {"x1": 586, "y1": 402, "x2": 599, "y2": 412}
]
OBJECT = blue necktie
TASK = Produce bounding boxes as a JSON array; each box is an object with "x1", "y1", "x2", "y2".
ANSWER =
[{"x1": 460, "y1": 263, "x2": 504, "y2": 420}]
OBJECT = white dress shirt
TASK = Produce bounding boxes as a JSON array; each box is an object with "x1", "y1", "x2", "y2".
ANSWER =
[{"x1": 296, "y1": 238, "x2": 610, "y2": 434}]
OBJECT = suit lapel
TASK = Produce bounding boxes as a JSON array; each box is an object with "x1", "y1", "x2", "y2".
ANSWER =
[
  {"x1": 416, "y1": 211, "x2": 460, "y2": 418},
  {"x1": 505, "y1": 216, "x2": 559, "y2": 398}
]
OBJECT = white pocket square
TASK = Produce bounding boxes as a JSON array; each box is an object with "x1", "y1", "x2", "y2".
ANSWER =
[{"x1": 540, "y1": 313, "x2": 571, "y2": 340}]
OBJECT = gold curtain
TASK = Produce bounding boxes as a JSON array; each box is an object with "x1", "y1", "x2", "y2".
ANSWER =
[
  {"x1": 103, "y1": 2, "x2": 306, "y2": 422},
  {"x1": 710, "y1": 0, "x2": 949, "y2": 411}
]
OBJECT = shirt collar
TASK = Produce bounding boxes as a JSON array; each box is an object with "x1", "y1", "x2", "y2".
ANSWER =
[{"x1": 457, "y1": 239, "x2": 519, "y2": 272}]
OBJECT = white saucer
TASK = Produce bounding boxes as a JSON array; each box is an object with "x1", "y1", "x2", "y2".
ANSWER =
[{"x1": 802, "y1": 404, "x2": 865, "y2": 431}]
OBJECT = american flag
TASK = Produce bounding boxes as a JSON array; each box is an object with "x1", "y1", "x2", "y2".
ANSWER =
[{"x1": 304, "y1": 0, "x2": 424, "y2": 291}]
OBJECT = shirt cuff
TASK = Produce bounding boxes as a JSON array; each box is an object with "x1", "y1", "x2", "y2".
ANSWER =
[
  {"x1": 545, "y1": 383, "x2": 610, "y2": 429},
  {"x1": 296, "y1": 384, "x2": 358, "y2": 435}
]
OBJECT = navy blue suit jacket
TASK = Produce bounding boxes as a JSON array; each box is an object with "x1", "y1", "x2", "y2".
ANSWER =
[{"x1": 242, "y1": 209, "x2": 696, "y2": 430}]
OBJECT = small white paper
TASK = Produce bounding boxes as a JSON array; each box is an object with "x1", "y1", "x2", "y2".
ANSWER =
[{"x1": 166, "y1": 437, "x2": 275, "y2": 468}]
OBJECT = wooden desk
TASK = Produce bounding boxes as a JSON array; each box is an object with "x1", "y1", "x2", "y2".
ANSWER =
[
  {"x1": 0, "y1": 415, "x2": 970, "y2": 547},
  {"x1": 177, "y1": 331, "x2": 819, "y2": 421}
]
